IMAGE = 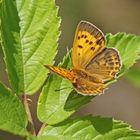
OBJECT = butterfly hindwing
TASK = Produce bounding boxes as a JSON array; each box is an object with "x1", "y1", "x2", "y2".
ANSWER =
[
  {"x1": 72, "y1": 69, "x2": 105, "y2": 95},
  {"x1": 85, "y1": 48, "x2": 121, "y2": 81},
  {"x1": 72, "y1": 21, "x2": 106, "y2": 69},
  {"x1": 73, "y1": 81, "x2": 105, "y2": 95}
]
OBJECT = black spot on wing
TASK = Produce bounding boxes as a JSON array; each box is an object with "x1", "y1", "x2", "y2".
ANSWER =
[
  {"x1": 78, "y1": 36, "x2": 80, "y2": 40},
  {"x1": 84, "y1": 35, "x2": 87, "y2": 38},
  {"x1": 78, "y1": 45, "x2": 83, "y2": 48},
  {"x1": 89, "y1": 41, "x2": 93, "y2": 45},
  {"x1": 109, "y1": 62, "x2": 114, "y2": 65},
  {"x1": 91, "y1": 47, "x2": 95, "y2": 50}
]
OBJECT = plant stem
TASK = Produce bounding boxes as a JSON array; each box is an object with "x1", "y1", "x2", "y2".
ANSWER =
[
  {"x1": 37, "y1": 123, "x2": 47, "y2": 136},
  {"x1": 23, "y1": 94, "x2": 36, "y2": 135}
]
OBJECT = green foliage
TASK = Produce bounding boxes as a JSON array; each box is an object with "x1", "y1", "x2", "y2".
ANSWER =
[
  {"x1": 28, "y1": 135, "x2": 69, "y2": 140},
  {"x1": 0, "y1": 82, "x2": 28, "y2": 136},
  {"x1": 28, "y1": 116, "x2": 140, "y2": 140},
  {"x1": 125, "y1": 66, "x2": 140, "y2": 87},
  {"x1": 0, "y1": 0, "x2": 23, "y2": 95},
  {"x1": 0, "y1": 0, "x2": 60, "y2": 95},
  {"x1": 0, "y1": 0, "x2": 140, "y2": 139}
]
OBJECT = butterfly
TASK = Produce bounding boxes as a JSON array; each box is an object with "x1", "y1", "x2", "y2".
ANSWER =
[{"x1": 45, "y1": 21, "x2": 121, "y2": 96}]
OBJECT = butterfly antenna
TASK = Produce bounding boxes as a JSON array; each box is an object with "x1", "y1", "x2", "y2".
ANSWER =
[{"x1": 55, "y1": 87, "x2": 73, "y2": 92}]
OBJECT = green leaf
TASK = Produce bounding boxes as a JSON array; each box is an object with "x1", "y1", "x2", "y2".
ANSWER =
[
  {"x1": 0, "y1": 82, "x2": 28, "y2": 136},
  {"x1": 39, "y1": 116, "x2": 140, "y2": 140},
  {"x1": 0, "y1": 22, "x2": 1, "y2": 44},
  {"x1": 0, "y1": 0, "x2": 23, "y2": 94},
  {"x1": 125, "y1": 66, "x2": 140, "y2": 87},
  {"x1": 37, "y1": 52, "x2": 93, "y2": 125},
  {"x1": 106, "y1": 33, "x2": 140, "y2": 76},
  {"x1": 27, "y1": 135, "x2": 77, "y2": 140},
  {"x1": 0, "y1": 0, "x2": 60, "y2": 95}
]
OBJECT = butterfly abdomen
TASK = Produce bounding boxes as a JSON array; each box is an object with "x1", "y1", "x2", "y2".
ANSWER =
[{"x1": 45, "y1": 65, "x2": 76, "y2": 82}]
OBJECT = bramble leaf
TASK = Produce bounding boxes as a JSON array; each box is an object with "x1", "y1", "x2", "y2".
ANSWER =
[
  {"x1": 32, "y1": 116, "x2": 140, "y2": 140},
  {"x1": 0, "y1": 82, "x2": 28, "y2": 136},
  {"x1": 0, "y1": 0, "x2": 60, "y2": 95},
  {"x1": 125, "y1": 66, "x2": 140, "y2": 87}
]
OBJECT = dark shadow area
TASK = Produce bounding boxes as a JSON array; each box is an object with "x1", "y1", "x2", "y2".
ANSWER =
[
  {"x1": 90, "y1": 116, "x2": 113, "y2": 134},
  {"x1": 64, "y1": 90, "x2": 94, "y2": 111},
  {"x1": 51, "y1": 115, "x2": 113, "y2": 135},
  {"x1": 0, "y1": 130, "x2": 26, "y2": 140}
]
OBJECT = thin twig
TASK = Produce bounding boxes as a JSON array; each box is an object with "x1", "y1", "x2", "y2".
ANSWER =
[
  {"x1": 23, "y1": 94, "x2": 36, "y2": 135},
  {"x1": 37, "y1": 123, "x2": 47, "y2": 136}
]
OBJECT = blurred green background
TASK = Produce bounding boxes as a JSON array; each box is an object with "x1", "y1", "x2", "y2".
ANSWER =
[{"x1": 0, "y1": 0, "x2": 140, "y2": 139}]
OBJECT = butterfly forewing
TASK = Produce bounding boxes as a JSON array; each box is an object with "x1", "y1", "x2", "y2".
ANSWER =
[{"x1": 72, "y1": 21, "x2": 106, "y2": 69}]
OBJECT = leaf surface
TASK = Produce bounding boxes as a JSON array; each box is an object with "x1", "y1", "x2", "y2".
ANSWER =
[
  {"x1": 0, "y1": 82, "x2": 27, "y2": 136},
  {"x1": 125, "y1": 66, "x2": 140, "y2": 87},
  {"x1": 36, "y1": 116, "x2": 140, "y2": 140},
  {"x1": 0, "y1": 0, "x2": 60, "y2": 95}
]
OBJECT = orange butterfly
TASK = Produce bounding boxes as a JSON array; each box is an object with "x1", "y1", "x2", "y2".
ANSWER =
[{"x1": 45, "y1": 21, "x2": 121, "y2": 95}]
